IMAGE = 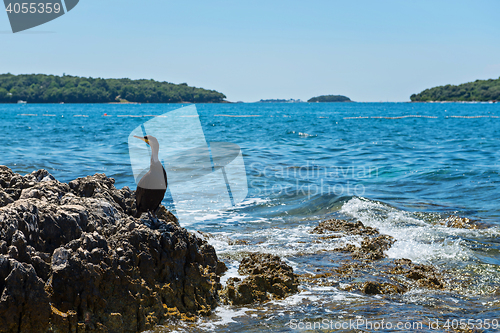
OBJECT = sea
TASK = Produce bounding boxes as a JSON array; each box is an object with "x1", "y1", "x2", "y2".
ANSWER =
[{"x1": 1, "y1": 102, "x2": 500, "y2": 332}]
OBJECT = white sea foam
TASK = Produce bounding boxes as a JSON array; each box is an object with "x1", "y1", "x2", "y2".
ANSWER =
[
  {"x1": 298, "y1": 132, "x2": 316, "y2": 137},
  {"x1": 175, "y1": 197, "x2": 273, "y2": 227},
  {"x1": 219, "y1": 260, "x2": 246, "y2": 286},
  {"x1": 340, "y1": 197, "x2": 473, "y2": 263},
  {"x1": 150, "y1": 305, "x2": 252, "y2": 332},
  {"x1": 270, "y1": 291, "x2": 321, "y2": 306},
  {"x1": 233, "y1": 197, "x2": 270, "y2": 208},
  {"x1": 202, "y1": 305, "x2": 251, "y2": 327},
  {"x1": 207, "y1": 222, "x2": 363, "y2": 259}
]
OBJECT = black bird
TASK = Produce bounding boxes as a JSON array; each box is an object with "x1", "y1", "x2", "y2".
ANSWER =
[{"x1": 133, "y1": 135, "x2": 167, "y2": 222}]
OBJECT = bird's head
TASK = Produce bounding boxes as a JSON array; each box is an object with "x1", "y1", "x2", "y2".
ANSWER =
[{"x1": 134, "y1": 135, "x2": 160, "y2": 152}]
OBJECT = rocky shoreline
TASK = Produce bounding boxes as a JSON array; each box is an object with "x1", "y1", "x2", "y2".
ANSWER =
[
  {"x1": 0, "y1": 167, "x2": 305, "y2": 333},
  {"x1": 0, "y1": 167, "x2": 226, "y2": 332},
  {"x1": 220, "y1": 253, "x2": 299, "y2": 305},
  {"x1": 1, "y1": 166, "x2": 475, "y2": 332},
  {"x1": 302, "y1": 217, "x2": 467, "y2": 297}
]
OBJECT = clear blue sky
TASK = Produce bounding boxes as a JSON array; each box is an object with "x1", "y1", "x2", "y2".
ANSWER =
[{"x1": 1, "y1": 0, "x2": 499, "y2": 102}]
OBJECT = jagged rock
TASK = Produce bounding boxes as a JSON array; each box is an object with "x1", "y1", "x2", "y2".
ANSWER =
[
  {"x1": 304, "y1": 218, "x2": 445, "y2": 297},
  {"x1": 311, "y1": 218, "x2": 379, "y2": 236},
  {"x1": 355, "y1": 235, "x2": 395, "y2": 260},
  {"x1": 227, "y1": 239, "x2": 250, "y2": 246},
  {"x1": 389, "y1": 258, "x2": 444, "y2": 289},
  {"x1": 311, "y1": 217, "x2": 394, "y2": 261},
  {"x1": 358, "y1": 281, "x2": 406, "y2": 295},
  {"x1": 0, "y1": 166, "x2": 222, "y2": 333},
  {"x1": 216, "y1": 260, "x2": 228, "y2": 276},
  {"x1": 0, "y1": 191, "x2": 14, "y2": 208},
  {"x1": 220, "y1": 253, "x2": 299, "y2": 305},
  {"x1": 441, "y1": 215, "x2": 485, "y2": 230},
  {"x1": 334, "y1": 235, "x2": 395, "y2": 261},
  {"x1": 308, "y1": 257, "x2": 444, "y2": 297}
]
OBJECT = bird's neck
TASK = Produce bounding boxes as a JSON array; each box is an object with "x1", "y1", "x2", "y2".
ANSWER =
[{"x1": 151, "y1": 150, "x2": 159, "y2": 164}]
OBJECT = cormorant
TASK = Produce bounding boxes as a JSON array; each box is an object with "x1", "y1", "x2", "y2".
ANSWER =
[{"x1": 133, "y1": 135, "x2": 167, "y2": 222}]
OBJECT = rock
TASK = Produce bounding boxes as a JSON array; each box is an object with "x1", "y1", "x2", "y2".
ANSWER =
[
  {"x1": 311, "y1": 218, "x2": 395, "y2": 261},
  {"x1": 355, "y1": 235, "x2": 395, "y2": 260},
  {"x1": 331, "y1": 257, "x2": 443, "y2": 296},
  {"x1": 359, "y1": 281, "x2": 406, "y2": 295},
  {"x1": 0, "y1": 166, "x2": 222, "y2": 332},
  {"x1": 311, "y1": 218, "x2": 379, "y2": 236},
  {"x1": 220, "y1": 253, "x2": 299, "y2": 305},
  {"x1": 156, "y1": 205, "x2": 179, "y2": 226},
  {"x1": 0, "y1": 191, "x2": 14, "y2": 208},
  {"x1": 441, "y1": 215, "x2": 485, "y2": 230},
  {"x1": 390, "y1": 259, "x2": 444, "y2": 289},
  {"x1": 303, "y1": 218, "x2": 446, "y2": 297},
  {"x1": 24, "y1": 169, "x2": 56, "y2": 183},
  {"x1": 312, "y1": 218, "x2": 394, "y2": 260},
  {"x1": 0, "y1": 168, "x2": 56, "y2": 195},
  {"x1": 334, "y1": 235, "x2": 395, "y2": 261},
  {"x1": 227, "y1": 238, "x2": 250, "y2": 246},
  {"x1": 0, "y1": 259, "x2": 50, "y2": 332}
]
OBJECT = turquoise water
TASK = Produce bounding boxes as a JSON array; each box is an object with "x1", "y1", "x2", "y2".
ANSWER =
[{"x1": 1, "y1": 102, "x2": 500, "y2": 332}]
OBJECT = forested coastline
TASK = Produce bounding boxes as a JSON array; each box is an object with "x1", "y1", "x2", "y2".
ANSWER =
[
  {"x1": 411, "y1": 77, "x2": 500, "y2": 102},
  {"x1": 0, "y1": 74, "x2": 227, "y2": 103}
]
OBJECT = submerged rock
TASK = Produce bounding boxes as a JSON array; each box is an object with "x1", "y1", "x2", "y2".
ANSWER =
[
  {"x1": 0, "y1": 166, "x2": 223, "y2": 332},
  {"x1": 390, "y1": 258, "x2": 444, "y2": 289},
  {"x1": 220, "y1": 253, "x2": 299, "y2": 305},
  {"x1": 303, "y1": 218, "x2": 446, "y2": 297},
  {"x1": 313, "y1": 218, "x2": 394, "y2": 261},
  {"x1": 341, "y1": 234, "x2": 395, "y2": 261},
  {"x1": 312, "y1": 218, "x2": 379, "y2": 236},
  {"x1": 359, "y1": 281, "x2": 406, "y2": 295},
  {"x1": 441, "y1": 215, "x2": 485, "y2": 230}
]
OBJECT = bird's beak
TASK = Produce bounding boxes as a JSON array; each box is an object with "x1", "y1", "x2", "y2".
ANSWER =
[{"x1": 134, "y1": 135, "x2": 150, "y2": 145}]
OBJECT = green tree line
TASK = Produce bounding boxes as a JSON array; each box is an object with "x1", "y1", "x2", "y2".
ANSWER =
[
  {"x1": 0, "y1": 74, "x2": 226, "y2": 103},
  {"x1": 307, "y1": 95, "x2": 351, "y2": 102},
  {"x1": 411, "y1": 77, "x2": 500, "y2": 102}
]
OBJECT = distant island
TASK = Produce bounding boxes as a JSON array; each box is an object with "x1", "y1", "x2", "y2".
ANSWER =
[
  {"x1": 0, "y1": 73, "x2": 227, "y2": 103},
  {"x1": 307, "y1": 95, "x2": 352, "y2": 102},
  {"x1": 258, "y1": 99, "x2": 303, "y2": 103},
  {"x1": 411, "y1": 77, "x2": 500, "y2": 102}
]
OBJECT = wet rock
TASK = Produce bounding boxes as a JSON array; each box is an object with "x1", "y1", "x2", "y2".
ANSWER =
[
  {"x1": 355, "y1": 235, "x2": 395, "y2": 260},
  {"x1": 0, "y1": 166, "x2": 221, "y2": 332},
  {"x1": 220, "y1": 253, "x2": 299, "y2": 305},
  {"x1": 334, "y1": 257, "x2": 443, "y2": 295},
  {"x1": 389, "y1": 258, "x2": 444, "y2": 289},
  {"x1": 313, "y1": 218, "x2": 394, "y2": 260},
  {"x1": 303, "y1": 218, "x2": 446, "y2": 297},
  {"x1": 311, "y1": 218, "x2": 379, "y2": 236},
  {"x1": 329, "y1": 262, "x2": 407, "y2": 295},
  {"x1": 334, "y1": 235, "x2": 395, "y2": 261},
  {"x1": 334, "y1": 261, "x2": 368, "y2": 276},
  {"x1": 441, "y1": 215, "x2": 485, "y2": 230},
  {"x1": 359, "y1": 281, "x2": 406, "y2": 295},
  {"x1": 227, "y1": 238, "x2": 250, "y2": 246},
  {"x1": 216, "y1": 260, "x2": 228, "y2": 276}
]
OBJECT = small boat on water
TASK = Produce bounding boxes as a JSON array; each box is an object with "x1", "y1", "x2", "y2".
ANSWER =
[{"x1": 17, "y1": 100, "x2": 27, "y2": 104}]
